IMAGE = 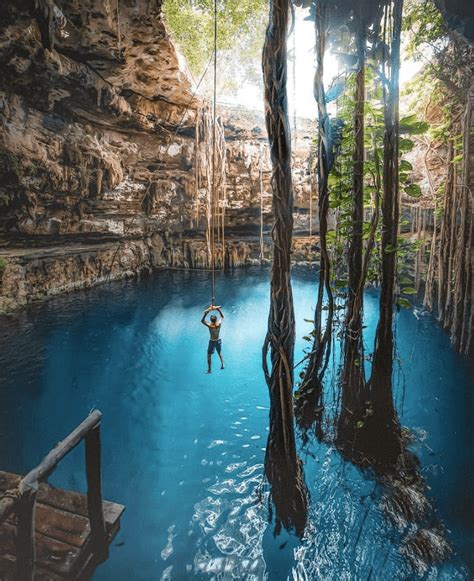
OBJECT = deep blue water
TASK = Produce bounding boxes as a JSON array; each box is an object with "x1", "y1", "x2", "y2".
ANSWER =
[{"x1": 0, "y1": 268, "x2": 472, "y2": 580}]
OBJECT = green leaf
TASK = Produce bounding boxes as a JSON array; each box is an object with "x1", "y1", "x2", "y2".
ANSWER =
[
  {"x1": 451, "y1": 154, "x2": 464, "y2": 164},
  {"x1": 404, "y1": 183, "x2": 422, "y2": 198},
  {"x1": 401, "y1": 287, "x2": 417, "y2": 295},
  {"x1": 401, "y1": 121, "x2": 430, "y2": 135},
  {"x1": 302, "y1": 335, "x2": 312, "y2": 342},
  {"x1": 400, "y1": 159, "x2": 413, "y2": 172},
  {"x1": 399, "y1": 115, "x2": 430, "y2": 134},
  {"x1": 399, "y1": 138, "x2": 415, "y2": 152},
  {"x1": 397, "y1": 298, "x2": 413, "y2": 309},
  {"x1": 399, "y1": 114, "x2": 418, "y2": 125},
  {"x1": 399, "y1": 173, "x2": 409, "y2": 183},
  {"x1": 356, "y1": 420, "x2": 364, "y2": 429},
  {"x1": 303, "y1": 318, "x2": 314, "y2": 323},
  {"x1": 385, "y1": 244, "x2": 398, "y2": 253}
]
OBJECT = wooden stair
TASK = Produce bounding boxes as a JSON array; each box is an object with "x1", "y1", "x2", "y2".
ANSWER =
[{"x1": 0, "y1": 471, "x2": 125, "y2": 580}]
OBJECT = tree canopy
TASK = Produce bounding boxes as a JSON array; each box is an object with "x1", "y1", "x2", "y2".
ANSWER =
[{"x1": 162, "y1": 0, "x2": 268, "y2": 96}]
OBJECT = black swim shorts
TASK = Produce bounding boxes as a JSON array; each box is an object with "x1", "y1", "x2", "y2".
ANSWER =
[{"x1": 208, "y1": 339, "x2": 222, "y2": 355}]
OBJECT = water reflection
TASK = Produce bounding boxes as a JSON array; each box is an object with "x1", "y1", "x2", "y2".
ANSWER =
[{"x1": 334, "y1": 387, "x2": 452, "y2": 576}]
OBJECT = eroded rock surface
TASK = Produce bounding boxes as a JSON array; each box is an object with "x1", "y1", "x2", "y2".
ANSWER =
[
  {"x1": 0, "y1": 0, "x2": 316, "y2": 310},
  {"x1": 0, "y1": 235, "x2": 318, "y2": 311}
]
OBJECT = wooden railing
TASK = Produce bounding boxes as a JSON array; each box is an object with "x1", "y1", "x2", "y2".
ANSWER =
[{"x1": 0, "y1": 410, "x2": 108, "y2": 580}]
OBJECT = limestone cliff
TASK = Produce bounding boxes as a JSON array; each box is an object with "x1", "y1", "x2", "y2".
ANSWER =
[{"x1": 0, "y1": 0, "x2": 316, "y2": 310}]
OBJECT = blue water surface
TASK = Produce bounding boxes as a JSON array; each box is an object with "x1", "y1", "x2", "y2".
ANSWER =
[{"x1": 0, "y1": 268, "x2": 472, "y2": 580}]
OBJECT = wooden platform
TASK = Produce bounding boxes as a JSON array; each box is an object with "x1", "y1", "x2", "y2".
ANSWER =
[{"x1": 0, "y1": 471, "x2": 125, "y2": 580}]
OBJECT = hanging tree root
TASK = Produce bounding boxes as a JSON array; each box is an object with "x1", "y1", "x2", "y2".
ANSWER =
[
  {"x1": 262, "y1": 0, "x2": 307, "y2": 536},
  {"x1": 336, "y1": 16, "x2": 371, "y2": 457},
  {"x1": 361, "y1": 0, "x2": 404, "y2": 468},
  {"x1": 295, "y1": 0, "x2": 334, "y2": 440}
]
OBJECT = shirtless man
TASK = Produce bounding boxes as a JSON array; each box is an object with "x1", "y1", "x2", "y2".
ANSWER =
[{"x1": 201, "y1": 305, "x2": 225, "y2": 373}]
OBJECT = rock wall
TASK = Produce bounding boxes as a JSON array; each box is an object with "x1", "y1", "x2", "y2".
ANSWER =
[
  {"x1": 222, "y1": 107, "x2": 316, "y2": 235},
  {"x1": 0, "y1": 0, "x2": 317, "y2": 311},
  {"x1": 0, "y1": 0, "x2": 199, "y2": 239},
  {"x1": 0, "y1": 235, "x2": 318, "y2": 311}
]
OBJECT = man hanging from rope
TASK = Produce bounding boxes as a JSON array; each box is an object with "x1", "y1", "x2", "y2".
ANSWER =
[{"x1": 201, "y1": 306, "x2": 225, "y2": 373}]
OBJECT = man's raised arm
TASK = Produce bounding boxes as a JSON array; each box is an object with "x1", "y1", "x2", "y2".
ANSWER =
[
  {"x1": 201, "y1": 308, "x2": 210, "y2": 326},
  {"x1": 216, "y1": 306, "x2": 224, "y2": 319}
]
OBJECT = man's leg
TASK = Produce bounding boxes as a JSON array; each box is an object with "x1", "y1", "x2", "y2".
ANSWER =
[
  {"x1": 217, "y1": 342, "x2": 225, "y2": 370},
  {"x1": 207, "y1": 352, "x2": 212, "y2": 373}
]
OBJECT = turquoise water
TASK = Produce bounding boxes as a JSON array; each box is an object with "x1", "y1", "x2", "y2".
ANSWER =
[{"x1": 0, "y1": 268, "x2": 472, "y2": 579}]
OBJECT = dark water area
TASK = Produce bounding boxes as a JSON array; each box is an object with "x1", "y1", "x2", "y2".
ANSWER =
[{"x1": 0, "y1": 268, "x2": 472, "y2": 579}]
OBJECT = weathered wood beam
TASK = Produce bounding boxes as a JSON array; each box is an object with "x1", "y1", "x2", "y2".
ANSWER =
[
  {"x1": 85, "y1": 424, "x2": 108, "y2": 562},
  {"x1": 16, "y1": 488, "x2": 37, "y2": 581},
  {"x1": 19, "y1": 411, "x2": 102, "y2": 494}
]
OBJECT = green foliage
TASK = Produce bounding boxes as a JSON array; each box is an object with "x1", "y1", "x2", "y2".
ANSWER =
[
  {"x1": 324, "y1": 68, "x2": 387, "y2": 289},
  {"x1": 403, "y1": 0, "x2": 447, "y2": 60},
  {"x1": 404, "y1": 183, "x2": 422, "y2": 198},
  {"x1": 399, "y1": 138, "x2": 415, "y2": 152},
  {"x1": 0, "y1": 258, "x2": 7, "y2": 271},
  {"x1": 400, "y1": 114, "x2": 430, "y2": 135},
  {"x1": 162, "y1": 0, "x2": 267, "y2": 95}
]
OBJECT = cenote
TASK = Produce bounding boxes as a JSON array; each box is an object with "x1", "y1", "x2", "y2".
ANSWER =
[{"x1": 0, "y1": 268, "x2": 472, "y2": 579}]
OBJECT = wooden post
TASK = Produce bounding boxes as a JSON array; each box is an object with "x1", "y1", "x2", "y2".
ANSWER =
[
  {"x1": 16, "y1": 488, "x2": 37, "y2": 581},
  {"x1": 85, "y1": 424, "x2": 108, "y2": 562}
]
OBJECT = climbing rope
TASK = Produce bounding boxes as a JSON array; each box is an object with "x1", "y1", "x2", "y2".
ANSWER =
[
  {"x1": 259, "y1": 143, "x2": 265, "y2": 262},
  {"x1": 209, "y1": 0, "x2": 218, "y2": 306}
]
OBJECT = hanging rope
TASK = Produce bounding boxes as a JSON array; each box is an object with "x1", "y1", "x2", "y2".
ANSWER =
[
  {"x1": 259, "y1": 143, "x2": 265, "y2": 262},
  {"x1": 220, "y1": 118, "x2": 227, "y2": 271},
  {"x1": 209, "y1": 0, "x2": 218, "y2": 306}
]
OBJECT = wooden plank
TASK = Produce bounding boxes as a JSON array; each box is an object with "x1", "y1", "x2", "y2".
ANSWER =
[
  {"x1": 19, "y1": 503, "x2": 89, "y2": 548},
  {"x1": 0, "y1": 471, "x2": 125, "y2": 528},
  {"x1": 0, "y1": 471, "x2": 125, "y2": 579},
  {"x1": 0, "y1": 472, "x2": 21, "y2": 492},
  {"x1": 37, "y1": 485, "x2": 125, "y2": 525},
  {"x1": 0, "y1": 554, "x2": 65, "y2": 581},
  {"x1": 0, "y1": 523, "x2": 80, "y2": 576},
  {"x1": 4, "y1": 494, "x2": 121, "y2": 549}
]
